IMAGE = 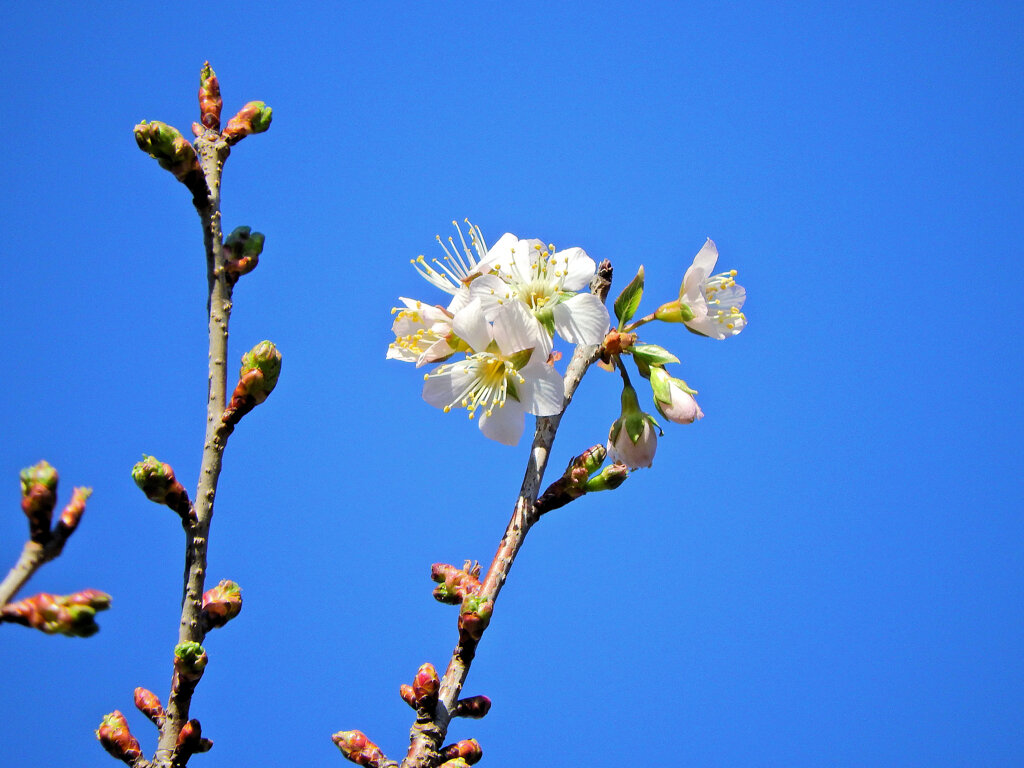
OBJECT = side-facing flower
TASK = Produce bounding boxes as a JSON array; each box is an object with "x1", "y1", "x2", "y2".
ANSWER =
[
  {"x1": 607, "y1": 381, "x2": 661, "y2": 469},
  {"x1": 386, "y1": 298, "x2": 460, "y2": 366},
  {"x1": 410, "y1": 220, "x2": 501, "y2": 313},
  {"x1": 677, "y1": 238, "x2": 747, "y2": 339},
  {"x1": 649, "y1": 366, "x2": 704, "y2": 424},
  {"x1": 469, "y1": 236, "x2": 610, "y2": 345},
  {"x1": 422, "y1": 298, "x2": 563, "y2": 445}
]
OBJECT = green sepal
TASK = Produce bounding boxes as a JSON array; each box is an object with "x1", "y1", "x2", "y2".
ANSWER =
[
  {"x1": 505, "y1": 375, "x2": 521, "y2": 403},
  {"x1": 634, "y1": 356, "x2": 651, "y2": 379},
  {"x1": 631, "y1": 343, "x2": 679, "y2": 367},
  {"x1": 625, "y1": 412, "x2": 647, "y2": 444},
  {"x1": 613, "y1": 265, "x2": 644, "y2": 328},
  {"x1": 507, "y1": 349, "x2": 533, "y2": 370},
  {"x1": 649, "y1": 367, "x2": 673, "y2": 403},
  {"x1": 535, "y1": 307, "x2": 556, "y2": 337}
]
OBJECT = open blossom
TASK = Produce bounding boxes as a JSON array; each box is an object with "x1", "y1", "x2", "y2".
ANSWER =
[
  {"x1": 410, "y1": 220, "x2": 495, "y2": 313},
  {"x1": 387, "y1": 297, "x2": 459, "y2": 366},
  {"x1": 422, "y1": 298, "x2": 564, "y2": 445},
  {"x1": 679, "y1": 238, "x2": 747, "y2": 339},
  {"x1": 469, "y1": 237, "x2": 610, "y2": 345}
]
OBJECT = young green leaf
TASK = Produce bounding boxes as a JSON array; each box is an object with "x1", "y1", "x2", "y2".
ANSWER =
[{"x1": 613, "y1": 265, "x2": 645, "y2": 328}]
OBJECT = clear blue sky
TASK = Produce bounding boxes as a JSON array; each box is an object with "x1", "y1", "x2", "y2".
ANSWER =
[{"x1": 2, "y1": 2, "x2": 1022, "y2": 766}]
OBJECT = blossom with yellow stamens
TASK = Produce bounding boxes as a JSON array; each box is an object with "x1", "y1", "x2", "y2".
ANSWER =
[{"x1": 678, "y1": 238, "x2": 747, "y2": 339}]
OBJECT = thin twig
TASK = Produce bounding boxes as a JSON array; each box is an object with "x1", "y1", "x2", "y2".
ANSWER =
[{"x1": 400, "y1": 261, "x2": 613, "y2": 768}]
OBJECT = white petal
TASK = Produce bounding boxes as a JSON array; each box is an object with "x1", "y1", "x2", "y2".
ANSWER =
[
  {"x1": 519, "y1": 361, "x2": 565, "y2": 416},
  {"x1": 683, "y1": 315, "x2": 725, "y2": 340},
  {"x1": 475, "y1": 232, "x2": 518, "y2": 275},
  {"x1": 478, "y1": 399, "x2": 526, "y2": 445},
  {"x1": 422, "y1": 367, "x2": 462, "y2": 409},
  {"x1": 556, "y1": 247, "x2": 596, "y2": 291},
  {"x1": 452, "y1": 298, "x2": 493, "y2": 353},
  {"x1": 493, "y1": 300, "x2": 551, "y2": 358},
  {"x1": 445, "y1": 287, "x2": 473, "y2": 314},
  {"x1": 415, "y1": 338, "x2": 456, "y2": 367},
  {"x1": 468, "y1": 274, "x2": 514, "y2": 321},
  {"x1": 552, "y1": 293, "x2": 610, "y2": 345},
  {"x1": 510, "y1": 238, "x2": 541, "y2": 282},
  {"x1": 691, "y1": 238, "x2": 719, "y2": 275}
]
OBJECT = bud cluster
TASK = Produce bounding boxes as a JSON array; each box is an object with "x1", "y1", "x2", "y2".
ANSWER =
[
  {"x1": 131, "y1": 455, "x2": 193, "y2": 523},
  {"x1": 19, "y1": 460, "x2": 60, "y2": 542},
  {"x1": 222, "y1": 341, "x2": 282, "y2": 427},
  {"x1": 2, "y1": 590, "x2": 111, "y2": 637},
  {"x1": 331, "y1": 729, "x2": 389, "y2": 767},
  {"x1": 458, "y1": 595, "x2": 494, "y2": 643},
  {"x1": 430, "y1": 561, "x2": 482, "y2": 605},
  {"x1": 95, "y1": 711, "x2": 142, "y2": 765},
  {"x1": 535, "y1": 444, "x2": 629, "y2": 514}
]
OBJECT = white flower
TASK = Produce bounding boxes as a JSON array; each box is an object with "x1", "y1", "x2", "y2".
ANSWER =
[
  {"x1": 421, "y1": 298, "x2": 564, "y2": 445},
  {"x1": 680, "y1": 238, "x2": 747, "y2": 339},
  {"x1": 409, "y1": 220, "x2": 492, "y2": 312},
  {"x1": 649, "y1": 367, "x2": 704, "y2": 424},
  {"x1": 469, "y1": 236, "x2": 610, "y2": 345},
  {"x1": 386, "y1": 298, "x2": 458, "y2": 366}
]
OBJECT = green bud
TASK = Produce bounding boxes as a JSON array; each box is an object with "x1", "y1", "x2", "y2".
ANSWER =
[
  {"x1": 654, "y1": 299, "x2": 695, "y2": 323},
  {"x1": 585, "y1": 463, "x2": 629, "y2": 492},
  {"x1": 174, "y1": 641, "x2": 208, "y2": 680},
  {"x1": 240, "y1": 341, "x2": 282, "y2": 392},
  {"x1": 20, "y1": 460, "x2": 58, "y2": 495}
]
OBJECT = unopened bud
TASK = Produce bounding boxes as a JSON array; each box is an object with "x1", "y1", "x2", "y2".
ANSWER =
[
  {"x1": 412, "y1": 662, "x2": 439, "y2": 708},
  {"x1": 222, "y1": 341, "x2": 282, "y2": 427},
  {"x1": 440, "y1": 759, "x2": 472, "y2": 768},
  {"x1": 96, "y1": 711, "x2": 142, "y2": 765},
  {"x1": 177, "y1": 718, "x2": 212, "y2": 754},
  {"x1": 134, "y1": 687, "x2": 165, "y2": 726},
  {"x1": 654, "y1": 298, "x2": 696, "y2": 324},
  {"x1": 1, "y1": 590, "x2": 110, "y2": 637},
  {"x1": 441, "y1": 739, "x2": 482, "y2": 765},
  {"x1": 173, "y1": 641, "x2": 208, "y2": 681},
  {"x1": 222, "y1": 101, "x2": 272, "y2": 145},
  {"x1": 198, "y1": 62, "x2": 223, "y2": 131},
  {"x1": 56, "y1": 486, "x2": 92, "y2": 537},
  {"x1": 431, "y1": 562, "x2": 481, "y2": 604},
  {"x1": 452, "y1": 695, "x2": 491, "y2": 719},
  {"x1": 20, "y1": 460, "x2": 59, "y2": 542},
  {"x1": 400, "y1": 683, "x2": 416, "y2": 708},
  {"x1": 202, "y1": 579, "x2": 243, "y2": 629},
  {"x1": 585, "y1": 462, "x2": 629, "y2": 492},
  {"x1": 133, "y1": 120, "x2": 201, "y2": 182},
  {"x1": 458, "y1": 596, "x2": 493, "y2": 642},
  {"x1": 131, "y1": 455, "x2": 193, "y2": 521},
  {"x1": 223, "y1": 225, "x2": 265, "y2": 280},
  {"x1": 331, "y1": 729, "x2": 388, "y2": 767}
]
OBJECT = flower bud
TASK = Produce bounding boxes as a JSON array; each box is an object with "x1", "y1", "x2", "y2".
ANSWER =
[
  {"x1": 458, "y1": 596, "x2": 493, "y2": 643},
  {"x1": 133, "y1": 120, "x2": 201, "y2": 182},
  {"x1": 649, "y1": 366, "x2": 703, "y2": 425},
  {"x1": 20, "y1": 460, "x2": 58, "y2": 542},
  {"x1": 1, "y1": 590, "x2": 110, "y2": 637},
  {"x1": 131, "y1": 455, "x2": 193, "y2": 521},
  {"x1": 399, "y1": 683, "x2": 416, "y2": 708},
  {"x1": 440, "y1": 759, "x2": 472, "y2": 768},
  {"x1": 223, "y1": 225, "x2": 265, "y2": 280},
  {"x1": 56, "y1": 486, "x2": 92, "y2": 537},
  {"x1": 452, "y1": 695, "x2": 491, "y2": 719},
  {"x1": 177, "y1": 718, "x2": 212, "y2": 754},
  {"x1": 331, "y1": 729, "x2": 388, "y2": 767},
  {"x1": 198, "y1": 62, "x2": 222, "y2": 131},
  {"x1": 412, "y1": 662, "x2": 439, "y2": 708},
  {"x1": 173, "y1": 641, "x2": 208, "y2": 681},
  {"x1": 585, "y1": 462, "x2": 629, "y2": 492},
  {"x1": 96, "y1": 711, "x2": 142, "y2": 764},
  {"x1": 441, "y1": 739, "x2": 482, "y2": 765},
  {"x1": 222, "y1": 341, "x2": 282, "y2": 427},
  {"x1": 222, "y1": 101, "x2": 273, "y2": 145},
  {"x1": 607, "y1": 383, "x2": 660, "y2": 469},
  {"x1": 134, "y1": 687, "x2": 165, "y2": 726},
  {"x1": 202, "y1": 579, "x2": 242, "y2": 629},
  {"x1": 431, "y1": 562, "x2": 481, "y2": 604}
]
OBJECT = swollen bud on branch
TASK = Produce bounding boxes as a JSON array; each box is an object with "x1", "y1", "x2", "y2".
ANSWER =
[
  {"x1": 536, "y1": 444, "x2": 609, "y2": 514},
  {"x1": 173, "y1": 641, "x2": 208, "y2": 682},
  {"x1": 222, "y1": 101, "x2": 272, "y2": 145},
  {"x1": 331, "y1": 730, "x2": 389, "y2": 767},
  {"x1": 431, "y1": 562, "x2": 481, "y2": 604},
  {"x1": 223, "y1": 226, "x2": 265, "y2": 282},
  {"x1": 439, "y1": 759, "x2": 473, "y2": 768},
  {"x1": 441, "y1": 739, "x2": 483, "y2": 765},
  {"x1": 198, "y1": 62, "x2": 222, "y2": 131},
  {"x1": 20, "y1": 460, "x2": 59, "y2": 542},
  {"x1": 458, "y1": 596, "x2": 493, "y2": 643},
  {"x1": 177, "y1": 718, "x2": 213, "y2": 756},
  {"x1": 409, "y1": 662, "x2": 439, "y2": 709},
  {"x1": 133, "y1": 687, "x2": 165, "y2": 727},
  {"x1": 584, "y1": 462, "x2": 629, "y2": 492},
  {"x1": 131, "y1": 455, "x2": 193, "y2": 523},
  {"x1": 607, "y1": 381, "x2": 661, "y2": 470},
  {"x1": 56, "y1": 486, "x2": 92, "y2": 538},
  {"x1": 95, "y1": 711, "x2": 142, "y2": 765},
  {"x1": 222, "y1": 341, "x2": 282, "y2": 427},
  {"x1": 133, "y1": 120, "x2": 201, "y2": 182},
  {"x1": 451, "y1": 695, "x2": 491, "y2": 719},
  {"x1": 2, "y1": 590, "x2": 111, "y2": 637},
  {"x1": 202, "y1": 579, "x2": 242, "y2": 629}
]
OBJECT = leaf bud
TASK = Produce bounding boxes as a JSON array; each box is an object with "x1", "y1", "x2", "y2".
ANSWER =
[
  {"x1": 173, "y1": 641, "x2": 208, "y2": 681},
  {"x1": 452, "y1": 695, "x2": 491, "y2": 719},
  {"x1": 133, "y1": 120, "x2": 201, "y2": 182},
  {"x1": 224, "y1": 225, "x2": 265, "y2": 280},
  {"x1": 441, "y1": 739, "x2": 482, "y2": 765},
  {"x1": 412, "y1": 662, "x2": 439, "y2": 708},
  {"x1": 222, "y1": 101, "x2": 273, "y2": 145},
  {"x1": 585, "y1": 462, "x2": 629, "y2": 492},
  {"x1": 222, "y1": 341, "x2": 282, "y2": 427},
  {"x1": 134, "y1": 687, "x2": 165, "y2": 726},
  {"x1": 458, "y1": 596, "x2": 493, "y2": 642},
  {"x1": 198, "y1": 62, "x2": 222, "y2": 131},
  {"x1": 202, "y1": 579, "x2": 243, "y2": 629},
  {"x1": 96, "y1": 711, "x2": 142, "y2": 765},
  {"x1": 20, "y1": 460, "x2": 59, "y2": 541},
  {"x1": 56, "y1": 486, "x2": 92, "y2": 537},
  {"x1": 331, "y1": 729, "x2": 388, "y2": 767},
  {"x1": 131, "y1": 455, "x2": 193, "y2": 521}
]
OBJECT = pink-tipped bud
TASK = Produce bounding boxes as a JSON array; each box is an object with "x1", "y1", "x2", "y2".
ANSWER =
[
  {"x1": 176, "y1": 718, "x2": 212, "y2": 755},
  {"x1": 131, "y1": 455, "x2": 193, "y2": 522},
  {"x1": 202, "y1": 579, "x2": 243, "y2": 629},
  {"x1": 198, "y1": 62, "x2": 223, "y2": 131},
  {"x1": 134, "y1": 687, "x2": 165, "y2": 726},
  {"x1": 173, "y1": 641, "x2": 208, "y2": 681},
  {"x1": 331, "y1": 730, "x2": 388, "y2": 767},
  {"x1": 96, "y1": 711, "x2": 142, "y2": 764},
  {"x1": 222, "y1": 101, "x2": 272, "y2": 145},
  {"x1": 399, "y1": 683, "x2": 416, "y2": 708},
  {"x1": 431, "y1": 562, "x2": 481, "y2": 604},
  {"x1": 441, "y1": 739, "x2": 482, "y2": 765},
  {"x1": 56, "y1": 486, "x2": 92, "y2": 537},
  {"x1": 452, "y1": 695, "x2": 491, "y2": 719},
  {"x1": 20, "y1": 460, "x2": 59, "y2": 542},
  {"x1": 411, "y1": 662, "x2": 439, "y2": 708},
  {"x1": 458, "y1": 596, "x2": 493, "y2": 643},
  {"x1": 222, "y1": 341, "x2": 282, "y2": 427}
]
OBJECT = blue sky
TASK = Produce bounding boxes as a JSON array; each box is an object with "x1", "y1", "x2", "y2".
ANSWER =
[{"x1": 1, "y1": 2, "x2": 1022, "y2": 766}]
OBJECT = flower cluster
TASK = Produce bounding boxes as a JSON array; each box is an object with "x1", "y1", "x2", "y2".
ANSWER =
[{"x1": 387, "y1": 221, "x2": 611, "y2": 445}]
